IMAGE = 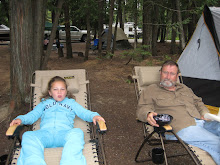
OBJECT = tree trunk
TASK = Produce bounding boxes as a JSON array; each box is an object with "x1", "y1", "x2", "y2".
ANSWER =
[
  {"x1": 10, "y1": 0, "x2": 46, "y2": 109},
  {"x1": 176, "y1": 0, "x2": 185, "y2": 50},
  {"x1": 98, "y1": 0, "x2": 104, "y2": 57},
  {"x1": 170, "y1": 1, "x2": 177, "y2": 54},
  {"x1": 118, "y1": 0, "x2": 124, "y2": 30},
  {"x1": 42, "y1": 0, "x2": 65, "y2": 69},
  {"x1": 84, "y1": 0, "x2": 91, "y2": 61},
  {"x1": 106, "y1": 0, "x2": 115, "y2": 54},
  {"x1": 64, "y1": 1, "x2": 73, "y2": 59},
  {"x1": 152, "y1": 3, "x2": 159, "y2": 56},
  {"x1": 133, "y1": 0, "x2": 138, "y2": 49},
  {"x1": 160, "y1": 26, "x2": 166, "y2": 43},
  {"x1": 187, "y1": 1, "x2": 196, "y2": 43},
  {"x1": 142, "y1": 0, "x2": 152, "y2": 54},
  {"x1": 112, "y1": 0, "x2": 120, "y2": 55},
  {"x1": 55, "y1": 28, "x2": 64, "y2": 58}
]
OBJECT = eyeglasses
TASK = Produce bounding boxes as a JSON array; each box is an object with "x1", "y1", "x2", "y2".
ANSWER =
[{"x1": 162, "y1": 71, "x2": 178, "y2": 76}]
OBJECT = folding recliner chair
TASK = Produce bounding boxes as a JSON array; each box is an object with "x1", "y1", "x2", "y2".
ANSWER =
[
  {"x1": 5, "y1": 69, "x2": 107, "y2": 165},
  {"x1": 132, "y1": 66, "x2": 216, "y2": 165}
]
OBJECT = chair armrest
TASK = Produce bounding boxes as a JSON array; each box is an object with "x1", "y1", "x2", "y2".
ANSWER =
[
  {"x1": 6, "y1": 124, "x2": 24, "y2": 137},
  {"x1": 97, "y1": 120, "x2": 107, "y2": 133},
  {"x1": 163, "y1": 124, "x2": 173, "y2": 131}
]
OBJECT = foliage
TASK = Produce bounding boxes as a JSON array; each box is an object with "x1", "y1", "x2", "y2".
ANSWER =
[
  {"x1": 66, "y1": 0, "x2": 109, "y2": 30},
  {"x1": 123, "y1": 0, "x2": 142, "y2": 26},
  {"x1": 0, "y1": 0, "x2": 9, "y2": 26},
  {"x1": 95, "y1": 51, "x2": 114, "y2": 60},
  {"x1": 106, "y1": 51, "x2": 114, "y2": 59},
  {"x1": 121, "y1": 45, "x2": 152, "y2": 62},
  {"x1": 164, "y1": 54, "x2": 172, "y2": 60},
  {"x1": 145, "y1": 60, "x2": 153, "y2": 66},
  {"x1": 193, "y1": 0, "x2": 219, "y2": 14},
  {"x1": 125, "y1": 79, "x2": 132, "y2": 84},
  {"x1": 40, "y1": 0, "x2": 220, "y2": 42}
]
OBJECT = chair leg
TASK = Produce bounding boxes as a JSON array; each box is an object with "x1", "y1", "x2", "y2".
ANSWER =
[
  {"x1": 171, "y1": 131, "x2": 201, "y2": 165},
  {"x1": 159, "y1": 133, "x2": 168, "y2": 165},
  {"x1": 135, "y1": 130, "x2": 157, "y2": 163},
  {"x1": 5, "y1": 137, "x2": 18, "y2": 165},
  {"x1": 135, "y1": 129, "x2": 201, "y2": 165}
]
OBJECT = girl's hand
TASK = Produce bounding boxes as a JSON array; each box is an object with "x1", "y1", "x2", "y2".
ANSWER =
[
  {"x1": 10, "y1": 119, "x2": 22, "y2": 127},
  {"x1": 93, "y1": 116, "x2": 105, "y2": 125}
]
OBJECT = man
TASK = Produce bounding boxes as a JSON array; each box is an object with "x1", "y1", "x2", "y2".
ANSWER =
[{"x1": 137, "y1": 60, "x2": 220, "y2": 165}]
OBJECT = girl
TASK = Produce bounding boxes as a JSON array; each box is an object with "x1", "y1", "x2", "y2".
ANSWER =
[{"x1": 10, "y1": 76, "x2": 105, "y2": 165}]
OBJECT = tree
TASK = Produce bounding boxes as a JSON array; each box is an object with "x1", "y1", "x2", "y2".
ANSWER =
[
  {"x1": 118, "y1": 0, "x2": 124, "y2": 30},
  {"x1": 10, "y1": 0, "x2": 47, "y2": 109},
  {"x1": 170, "y1": 0, "x2": 177, "y2": 54},
  {"x1": 133, "y1": 0, "x2": 138, "y2": 49},
  {"x1": 151, "y1": 2, "x2": 159, "y2": 56},
  {"x1": 98, "y1": 0, "x2": 105, "y2": 57},
  {"x1": 112, "y1": 0, "x2": 120, "y2": 54},
  {"x1": 84, "y1": 0, "x2": 91, "y2": 61},
  {"x1": 176, "y1": 0, "x2": 185, "y2": 50},
  {"x1": 142, "y1": 0, "x2": 152, "y2": 54},
  {"x1": 106, "y1": 0, "x2": 115, "y2": 54},
  {"x1": 10, "y1": 0, "x2": 64, "y2": 110},
  {"x1": 63, "y1": 1, "x2": 73, "y2": 59},
  {"x1": 187, "y1": 1, "x2": 197, "y2": 42}
]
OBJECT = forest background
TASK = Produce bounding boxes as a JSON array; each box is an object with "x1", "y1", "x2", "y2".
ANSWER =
[
  {"x1": 0, "y1": 0, "x2": 220, "y2": 164},
  {"x1": 0, "y1": 0, "x2": 219, "y2": 108}
]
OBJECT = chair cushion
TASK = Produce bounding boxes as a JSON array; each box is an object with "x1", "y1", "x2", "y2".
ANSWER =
[{"x1": 138, "y1": 67, "x2": 161, "y2": 87}]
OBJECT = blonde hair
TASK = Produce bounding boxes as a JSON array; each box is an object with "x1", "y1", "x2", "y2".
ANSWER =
[{"x1": 40, "y1": 76, "x2": 75, "y2": 100}]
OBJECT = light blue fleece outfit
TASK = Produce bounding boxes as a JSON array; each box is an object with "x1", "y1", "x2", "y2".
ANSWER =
[{"x1": 15, "y1": 97, "x2": 99, "y2": 165}]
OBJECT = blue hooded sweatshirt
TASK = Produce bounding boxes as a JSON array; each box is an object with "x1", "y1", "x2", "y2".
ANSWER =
[{"x1": 16, "y1": 97, "x2": 99, "y2": 130}]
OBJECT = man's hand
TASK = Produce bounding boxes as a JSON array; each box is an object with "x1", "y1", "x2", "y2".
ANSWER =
[
  {"x1": 201, "y1": 115, "x2": 211, "y2": 121},
  {"x1": 10, "y1": 119, "x2": 22, "y2": 127},
  {"x1": 93, "y1": 116, "x2": 105, "y2": 125},
  {"x1": 147, "y1": 112, "x2": 159, "y2": 127}
]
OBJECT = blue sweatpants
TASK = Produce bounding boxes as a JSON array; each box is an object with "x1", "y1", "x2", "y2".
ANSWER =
[
  {"x1": 17, "y1": 128, "x2": 87, "y2": 165},
  {"x1": 165, "y1": 119, "x2": 220, "y2": 165}
]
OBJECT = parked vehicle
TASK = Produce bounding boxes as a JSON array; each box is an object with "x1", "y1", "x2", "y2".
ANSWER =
[
  {"x1": 105, "y1": 22, "x2": 142, "y2": 39},
  {"x1": 44, "y1": 25, "x2": 88, "y2": 42},
  {"x1": 60, "y1": 25, "x2": 88, "y2": 42},
  {"x1": 0, "y1": 24, "x2": 10, "y2": 41},
  {"x1": 123, "y1": 22, "x2": 142, "y2": 38}
]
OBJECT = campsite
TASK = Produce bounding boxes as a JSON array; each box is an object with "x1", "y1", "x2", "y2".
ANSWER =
[
  {"x1": 1, "y1": 1, "x2": 220, "y2": 165},
  {"x1": 0, "y1": 40, "x2": 196, "y2": 165}
]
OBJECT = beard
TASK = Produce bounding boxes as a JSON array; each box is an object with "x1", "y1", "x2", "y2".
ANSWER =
[{"x1": 160, "y1": 79, "x2": 176, "y2": 88}]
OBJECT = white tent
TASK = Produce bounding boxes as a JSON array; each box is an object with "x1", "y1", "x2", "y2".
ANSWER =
[{"x1": 178, "y1": 5, "x2": 220, "y2": 110}]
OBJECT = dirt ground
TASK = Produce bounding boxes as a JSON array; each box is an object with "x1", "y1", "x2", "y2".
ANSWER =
[{"x1": 0, "y1": 41, "x2": 197, "y2": 165}]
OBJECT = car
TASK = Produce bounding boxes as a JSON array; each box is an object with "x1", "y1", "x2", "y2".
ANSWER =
[
  {"x1": 0, "y1": 24, "x2": 10, "y2": 41},
  {"x1": 59, "y1": 25, "x2": 88, "y2": 42},
  {"x1": 44, "y1": 25, "x2": 89, "y2": 42}
]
